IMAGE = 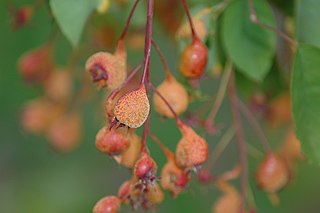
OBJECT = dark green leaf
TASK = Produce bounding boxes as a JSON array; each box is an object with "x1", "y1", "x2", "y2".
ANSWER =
[
  {"x1": 50, "y1": 0, "x2": 102, "y2": 46},
  {"x1": 296, "y1": 0, "x2": 320, "y2": 48},
  {"x1": 222, "y1": 0, "x2": 276, "y2": 82},
  {"x1": 292, "y1": 44, "x2": 320, "y2": 164}
]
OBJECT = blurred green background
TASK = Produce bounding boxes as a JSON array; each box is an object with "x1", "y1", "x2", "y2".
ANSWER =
[{"x1": 1, "y1": 1, "x2": 320, "y2": 213}]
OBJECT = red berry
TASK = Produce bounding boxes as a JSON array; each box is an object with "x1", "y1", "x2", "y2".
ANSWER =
[
  {"x1": 179, "y1": 37, "x2": 208, "y2": 78},
  {"x1": 95, "y1": 127, "x2": 130, "y2": 156},
  {"x1": 256, "y1": 153, "x2": 290, "y2": 193},
  {"x1": 133, "y1": 153, "x2": 157, "y2": 183}
]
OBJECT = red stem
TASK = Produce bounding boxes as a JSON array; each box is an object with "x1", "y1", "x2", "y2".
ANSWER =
[
  {"x1": 149, "y1": 83, "x2": 183, "y2": 125},
  {"x1": 119, "y1": 0, "x2": 141, "y2": 41},
  {"x1": 236, "y1": 97, "x2": 272, "y2": 153},
  {"x1": 107, "y1": 62, "x2": 142, "y2": 101},
  {"x1": 141, "y1": 116, "x2": 150, "y2": 153},
  {"x1": 228, "y1": 71, "x2": 247, "y2": 212},
  {"x1": 141, "y1": 0, "x2": 154, "y2": 85},
  {"x1": 149, "y1": 131, "x2": 174, "y2": 160},
  {"x1": 181, "y1": 0, "x2": 197, "y2": 40},
  {"x1": 151, "y1": 39, "x2": 172, "y2": 79}
]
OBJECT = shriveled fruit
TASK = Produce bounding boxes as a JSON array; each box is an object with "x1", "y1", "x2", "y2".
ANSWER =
[
  {"x1": 95, "y1": 127, "x2": 130, "y2": 155},
  {"x1": 114, "y1": 131, "x2": 141, "y2": 168},
  {"x1": 114, "y1": 84, "x2": 150, "y2": 128},
  {"x1": 175, "y1": 123, "x2": 208, "y2": 169},
  {"x1": 153, "y1": 75, "x2": 188, "y2": 118},
  {"x1": 179, "y1": 37, "x2": 208, "y2": 78},
  {"x1": 256, "y1": 153, "x2": 290, "y2": 193},
  {"x1": 85, "y1": 42, "x2": 126, "y2": 90},
  {"x1": 93, "y1": 195, "x2": 121, "y2": 213},
  {"x1": 47, "y1": 112, "x2": 82, "y2": 152}
]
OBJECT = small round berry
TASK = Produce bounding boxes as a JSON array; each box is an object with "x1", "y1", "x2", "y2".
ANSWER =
[
  {"x1": 175, "y1": 123, "x2": 208, "y2": 169},
  {"x1": 114, "y1": 84, "x2": 150, "y2": 128},
  {"x1": 133, "y1": 153, "x2": 157, "y2": 180},
  {"x1": 117, "y1": 180, "x2": 132, "y2": 202},
  {"x1": 95, "y1": 127, "x2": 130, "y2": 156},
  {"x1": 179, "y1": 37, "x2": 208, "y2": 78},
  {"x1": 256, "y1": 153, "x2": 290, "y2": 193},
  {"x1": 153, "y1": 75, "x2": 188, "y2": 118},
  {"x1": 93, "y1": 196, "x2": 121, "y2": 213}
]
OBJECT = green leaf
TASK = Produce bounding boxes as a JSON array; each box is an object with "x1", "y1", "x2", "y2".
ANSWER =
[
  {"x1": 50, "y1": 0, "x2": 102, "y2": 46},
  {"x1": 296, "y1": 0, "x2": 320, "y2": 48},
  {"x1": 222, "y1": 0, "x2": 276, "y2": 82},
  {"x1": 292, "y1": 44, "x2": 320, "y2": 164}
]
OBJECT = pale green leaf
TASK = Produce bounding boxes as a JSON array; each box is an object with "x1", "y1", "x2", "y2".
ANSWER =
[
  {"x1": 50, "y1": 0, "x2": 102, "y2": 46},
  {"x1": 222, "y1": 0, "x2": 276, "y2": 82},
  {"x1": 292, "y1": 44, "x2": 320, "y2": 164}
]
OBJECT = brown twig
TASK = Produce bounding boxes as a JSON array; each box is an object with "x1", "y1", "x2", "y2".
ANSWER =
[
  {"x1": 248, "y1": 0, "x2": 296, "y2": 49},
  {"x1": 119, "y1": 0, "x2": 141, "y2": 41},
  {"x1": 181, "y1": 0, "x2": 197, "y2": 40},
  {"x1": 228, "y1": 70, "x2": 247, "y2": 212},
  {"x1": 237, "y1": 97, "x2": 271, "y2": 153}
]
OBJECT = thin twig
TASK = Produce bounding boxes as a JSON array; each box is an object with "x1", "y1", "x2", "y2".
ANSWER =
[
  {"x1": 205, "y1": 60, "x2": 233, "y2": 130},
  {"x1": 141, "y1": 0, "x2": 154, "y2": 84},
  {"x1": 119, "y1": 0, "x2": 141, "y2": 41},
  {"x1": 248, "y1": 0, "x2": 296, "y2": 49},
  {"x1": 151, "y1": 39, "x2": 172, "y2": 78},
  {"x1": 206, "y1": 126, "x2": 235, "y2": 170},
  {"x1": 107, "y1": 62, "x2": 143, "y2": 101},
  {"x1": 228, "y1": 70, "x2": 247, "y2": 212},
  {"x1": 149, "y1": 83, "x2": 183, "y2": 125},
  {"x1": 181, "y1": 0, "x2": 197, "y2": 39},
  {"x1": 237, "y1": 97, "x2": 271, "y2": 153}
]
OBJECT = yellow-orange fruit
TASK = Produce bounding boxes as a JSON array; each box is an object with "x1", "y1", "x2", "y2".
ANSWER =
[
  {"x1": 280, "y1": 127, "x2": 304, "y2": 162},
  {"x1": 21, "y1": 99, "x2": 62, "y2": 134},
  {"x1": 145, "y1": 182, "x2": 164, "y2": 204},
  {"x1": 85, "y1": 44, "x2": 126, "y2": 90},
  {"x1": 47, "y1": 112, "x2": 82, "y2": 152},
  {"x1": 114, "y1": 132, "x2": 141, "y2": 168},
  {"x1": 93, "y1": 196, "x2": 121, "y2": 213},
  {"x1": 153, "y1": 76, "x2": 188, "y2": 118},
  {"x1": 212, "y1": 181, "x2": 241, "y2": 213},
  {"x1": 175, "y1": 123, "x2": 208, "y2": 168},
  {"x1": 114, "y1": 85, "x2": 150, "y2": 128},
  {"x1": 133, "y1": 152, "x2": 157, "y2": 180},
  {"x1": 256, "y1": 153, "x2": 290, "y2": 193},
  {"x1": 95, "y1": 127, "x2": 130, "y2": 155},
  {"x1": 179, "y1": 37, "x2": 208, "y2": 78},
  {"x1": 18, "y1": 45, "x2": 53, "y2": 84},
  {"x1": 267, "y1": 93, "x2": 291, "y2": 127},
  {"x1": 44, "y1": 69, "x2": 72, "y2": 102}
]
